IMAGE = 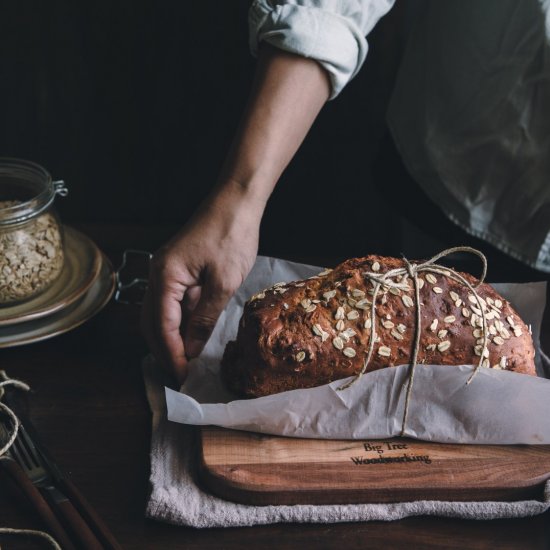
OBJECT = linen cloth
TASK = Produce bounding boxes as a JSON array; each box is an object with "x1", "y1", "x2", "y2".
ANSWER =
[
  {"x1": 144, "y1": 357, "x2": 550, "y2": 528},
  {"x1": 249, "y1": 0, "x2": 550, "y2": 273}
]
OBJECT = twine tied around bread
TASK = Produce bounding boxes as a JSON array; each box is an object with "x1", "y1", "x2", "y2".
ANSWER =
[
  {"x1": 0, "y1": 370, "x2": 62, "y2": 550},
  {"x1": 338, "y1": 246, "x2": 489, "y2": 437}
]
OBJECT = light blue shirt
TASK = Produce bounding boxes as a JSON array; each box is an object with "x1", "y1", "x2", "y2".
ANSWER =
[{"x1": 250, "y1": 0, "x2": 550, "y2": 273}]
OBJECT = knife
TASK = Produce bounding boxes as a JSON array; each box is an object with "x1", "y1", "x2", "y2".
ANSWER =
[{"x1": 3, "y1": 391, "x2": 122, "y2": 550}]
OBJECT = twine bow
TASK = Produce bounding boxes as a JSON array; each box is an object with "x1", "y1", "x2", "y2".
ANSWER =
[{"x1": 338, "y1": 246, "x2": 489, "y2": 437}]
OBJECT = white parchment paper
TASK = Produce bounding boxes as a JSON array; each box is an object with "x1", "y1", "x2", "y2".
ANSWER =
[{"x1": 166, "y1": 256, "x2": 550, "y2": 444}]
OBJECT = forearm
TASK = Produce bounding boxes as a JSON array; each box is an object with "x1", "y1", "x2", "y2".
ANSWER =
[
  {"x1": 144, "y1": 46, "x2": 330, "y2": 378},
  {"x1": 216, "y1": 44, "x2": 331, "y2": 208}
]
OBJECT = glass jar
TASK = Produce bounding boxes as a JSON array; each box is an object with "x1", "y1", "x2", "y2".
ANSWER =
[{"x1": 0, "y1": 159, "x2": 68, "y2": 305}]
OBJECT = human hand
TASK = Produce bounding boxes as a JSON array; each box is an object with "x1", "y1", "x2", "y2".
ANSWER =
[
  {"x1": 141, "y1": 181, "x2": 262, "y2": 384},
  {"x1": 141, "y1": 45, "x2": 329, "y2": 384}
]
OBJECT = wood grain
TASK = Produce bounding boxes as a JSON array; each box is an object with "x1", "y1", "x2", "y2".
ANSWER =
[{"x1": 200, "y1": 427, "x2": 550, "y2": 505}]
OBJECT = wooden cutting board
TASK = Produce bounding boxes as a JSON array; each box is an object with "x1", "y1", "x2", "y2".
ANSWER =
[{"x1": 198, "y1": 427, "x2": 550, "y2": 505}]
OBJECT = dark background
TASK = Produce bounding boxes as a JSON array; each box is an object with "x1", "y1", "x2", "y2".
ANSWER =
[
  {"x1": 0, "y1": 0, "x2": 546, "y2": 281},
  {"x1": 0, "y1": 0, "x2": 406, "y2": 259}
]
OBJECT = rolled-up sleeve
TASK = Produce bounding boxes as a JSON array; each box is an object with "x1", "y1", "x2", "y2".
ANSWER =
[{"x1": 249, "y1": 0, "x2": 395, "y2": 98}]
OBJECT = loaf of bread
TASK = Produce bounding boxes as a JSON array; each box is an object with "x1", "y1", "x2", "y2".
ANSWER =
[{"x1": 221, "y1": 255, "x2": 536, "y2": 397}]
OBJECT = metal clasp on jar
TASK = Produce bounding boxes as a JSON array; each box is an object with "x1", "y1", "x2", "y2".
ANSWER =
[
  {"x1": 115, "y1": 249, "x2": 152, "y2": 305},
  {"x1": 53, "y1": 180, "x2": 69, "y2": 197}
]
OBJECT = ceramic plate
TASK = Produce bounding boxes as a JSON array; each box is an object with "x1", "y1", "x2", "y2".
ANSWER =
[
  {"x1": 0, "y1": 253, "x2": 115, "y2": 348},
  {"x1": 0, "y1": 226, "x2": 102, "y2": 326}
]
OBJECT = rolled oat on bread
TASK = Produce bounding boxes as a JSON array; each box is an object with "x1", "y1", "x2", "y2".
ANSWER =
[{"x1": 222, "y1": 255, "x2": 536, "y2": 397}]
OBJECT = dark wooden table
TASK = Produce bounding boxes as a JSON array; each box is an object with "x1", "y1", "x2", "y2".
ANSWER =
[{"x1": 1, "y1": 224, "x2": 549, "y2": 550}]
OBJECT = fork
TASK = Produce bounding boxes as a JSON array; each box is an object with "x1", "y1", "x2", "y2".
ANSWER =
[{"x1": 6, "y1": 421, "x2": 103, "y2": 550}]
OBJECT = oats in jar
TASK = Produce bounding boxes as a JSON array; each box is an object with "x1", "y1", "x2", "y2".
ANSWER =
[{"x1": 0, "y1": 200, "x2": 64, "y2": 304}]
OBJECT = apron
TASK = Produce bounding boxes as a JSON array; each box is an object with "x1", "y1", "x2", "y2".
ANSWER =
[{"x1": 388, "y1": 0, "x2": 550, "y2": 272}]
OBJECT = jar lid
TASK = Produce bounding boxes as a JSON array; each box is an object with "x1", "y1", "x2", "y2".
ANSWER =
[{"x1": 0, "y1": 158, "x2": 68, "y2": 226}]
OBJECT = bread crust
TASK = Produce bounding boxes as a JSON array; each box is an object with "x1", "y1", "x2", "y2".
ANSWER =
[{"x1": 221, "y1": 255, "x2": 536, "y2": 397}]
